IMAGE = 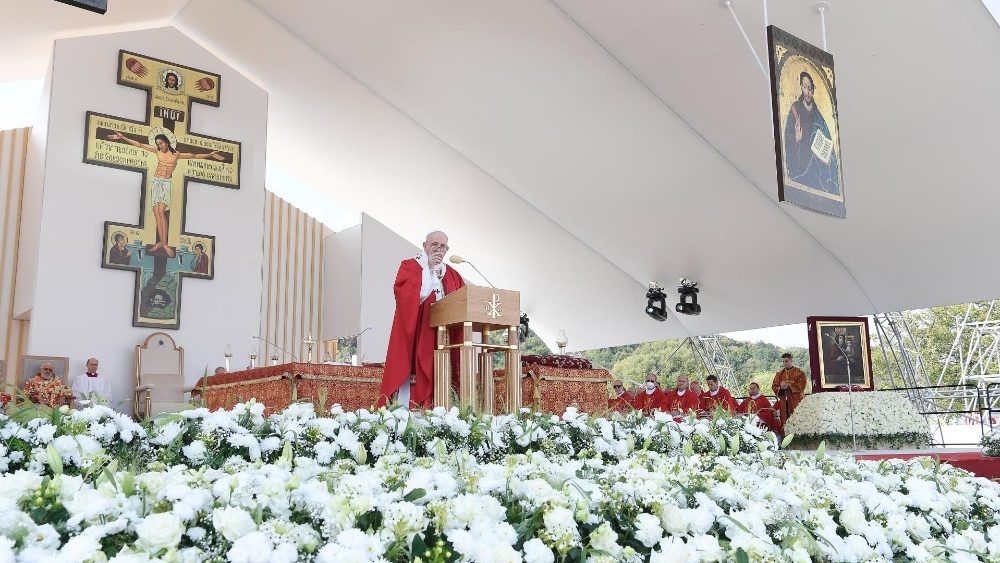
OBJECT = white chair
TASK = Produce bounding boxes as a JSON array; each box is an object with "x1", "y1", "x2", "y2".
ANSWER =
[{"x1": 134, "y1": 332, "x2": 194, "y2": 419}]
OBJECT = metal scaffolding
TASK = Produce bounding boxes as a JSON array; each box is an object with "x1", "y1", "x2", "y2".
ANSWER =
[
  {"x1": 942, "y1": 301, "x2": 1000, "y2": 414},
  {"x1": 875, "y1": 301, "x2": 1000, "y2": 443},
  {"x1": 689, "y1": 334, "x2": 740, "y2": 392}
]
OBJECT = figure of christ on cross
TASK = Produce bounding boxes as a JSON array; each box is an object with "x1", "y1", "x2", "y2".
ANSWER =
[{"x1": 106, "y1": 130, "x2": 224, "y2": 257}]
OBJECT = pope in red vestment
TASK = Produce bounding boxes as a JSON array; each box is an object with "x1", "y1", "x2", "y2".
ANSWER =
[
  {"x1": 661, "y1": 376, "x2": 700, "y2": 417},
  {"x1": 738, "y1": 383, "x2": 780, "y2": 434},
  {"x1": 378, "y1": 232, "x2": 465, "y2": 409}
]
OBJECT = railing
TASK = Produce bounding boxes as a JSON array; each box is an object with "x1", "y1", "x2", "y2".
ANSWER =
[
  {"x1": 986, "y1": 382, "x2": 1000, "y2": 432},
  {"x1": 882, "y1": 384, "x2": 988, "y2": 447}
]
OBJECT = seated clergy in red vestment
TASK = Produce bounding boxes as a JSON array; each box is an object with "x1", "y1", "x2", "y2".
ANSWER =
[
  {"x1": 631, "y1": 374, "x2": 665, "y2": 414},
  {"x1": 700, "y1": 374, "x2": 738, "y2": 415},
  {"x1": 737, "y1": 382, "x2": 780, "y2": 434},
  {"x1": 608, "y1": 380, "x2": 634, "y2": 412},
  {"x1": 661, "y1": 375, "x2": 700, "y2": 418},
  {"x1": 377, "y1": 231, "x2": 465, "y2": 409}
]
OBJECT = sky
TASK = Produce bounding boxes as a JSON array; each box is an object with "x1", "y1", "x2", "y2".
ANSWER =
[{"x1": 722, "y1": 323, "x2": 808, "y2": 349}]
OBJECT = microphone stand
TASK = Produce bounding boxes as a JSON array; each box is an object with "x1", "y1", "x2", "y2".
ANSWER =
[
  {"x1": 827, "y1": 334, "x2": 858, "y2": 451},
  {"x1": 452, "y1": 258, "x2": 496, "y2": 288}
]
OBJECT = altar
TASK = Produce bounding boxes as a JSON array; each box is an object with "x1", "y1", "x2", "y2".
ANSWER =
[{"x1": 192, "y1": 361, "x2": 612, "y2": 415}]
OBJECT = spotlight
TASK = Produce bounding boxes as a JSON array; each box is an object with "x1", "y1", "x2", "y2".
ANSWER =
[
  {"x1": 518, "y1": 313, "x2": 530, "y2": 343},
  {"x1": 645, "y1": 282, "x2": 669, "y2": 322},
  {"x1": 675, "y1": 278, "x2": 701, "y2": 315}
]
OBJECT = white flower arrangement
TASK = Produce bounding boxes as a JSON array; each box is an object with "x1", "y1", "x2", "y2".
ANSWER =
[
  {"x1": 0, "y1": 400, "x2": 997, "y2": 561},
  {"x1": 982, "y1": 427, "x2": 1000, "y2": 457},
  {"x1": 784, "y1": 391, "x2": 932, "y2": 450}
]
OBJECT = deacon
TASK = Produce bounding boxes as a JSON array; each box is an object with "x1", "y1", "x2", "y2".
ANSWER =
[
  {"x1": 608, "y1": 379, "x2": 633, "y2": 412},
  {"x1": 738, "y1": 382, "x2": 780, "y2": 434},
  {"x1": 700, "y1": 374, "x2": 737, "y2": 415},
  {"x1": 378, "y1": 231, "x2": 465, "y2": 408},
  {"x1": 71, "y1": 357, "x2": 112, "y2": 405},
  {"x1": 631, "y1": 374, "x2": 665, "y2": 414},
  {"x1": 771, "y1": 352, "x2": 808, "y2": 426},
  {"x1": 661, "y1": 375, "x2": 699, "y2": 418}
]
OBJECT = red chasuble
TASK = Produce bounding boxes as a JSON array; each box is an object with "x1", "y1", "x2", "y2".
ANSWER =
[
  {"x1": 661, "y1": 389, "x2": 699, "y2": 414},
  {"x1": 631, "y1": 388, "x2": 665, "y2": 414},
  {"x1": 378, "y1": 258, "x2": 465, "y2": 408},
  {"x1": 738, "y1": 395, "x2": 780, "y2": 434},
  {"x1": 700, "y1": 387, "x2": 738, "y2": 414},
  {"x1": 608, "y1": 394, "x2": 634, "y2": 412}
]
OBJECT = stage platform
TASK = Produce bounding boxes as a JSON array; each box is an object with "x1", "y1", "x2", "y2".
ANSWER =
[{"x1": 855, "y1": 449, "x2": 1000, "y2": 480}]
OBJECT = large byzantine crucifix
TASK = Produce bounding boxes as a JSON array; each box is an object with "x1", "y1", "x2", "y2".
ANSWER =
[{"x1": 84, "y1": 50, "x2": 241, "y2": 329}]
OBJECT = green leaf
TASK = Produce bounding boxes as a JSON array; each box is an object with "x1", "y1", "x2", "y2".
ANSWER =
[
  {"x1": 735, "y1": 547, "x2": 750, "y2": 563},
  {"x1": 403, "y1": 488, "x2": 426, "y2": 502},
  {"x1": 102, "y1": 468, "x2": 118, "y2": 491},
  {"x1": 46, "y1": 444, "x2": 63, "y2": 476}
]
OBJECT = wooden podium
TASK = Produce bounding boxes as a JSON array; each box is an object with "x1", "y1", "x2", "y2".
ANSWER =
[{"x1": 429, "y1": 285, "x2": 522, "y2": 413}]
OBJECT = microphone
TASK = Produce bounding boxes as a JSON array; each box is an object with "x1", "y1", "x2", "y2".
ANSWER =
[{"x1": 448, "y1": 255, "x2": 495, "y2": 288}]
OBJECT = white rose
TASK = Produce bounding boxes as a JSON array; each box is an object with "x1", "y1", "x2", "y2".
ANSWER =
[
  {"x1": 522, "y1": 538, "x2": 554, "y2": 563},
  {"x1": 659, "y1": 506, "x2": 688, "y2": 535},
  {"x1": 906, "y1": 514, "x2": 931, "y2": 541},
  {"x1": 634, "y1": 513, "x2": 663, "y2": 548},
  {"x1": 837, "y1": 499, "x2": 868, "y2": 537},
  {"x1": 213, "y1": 506, "x2": 257, "y2": 542},
  {"x1": 135, "y1": 512, "x2": 183, "y2": 551},
  {"x1": 182, "y1": 440, "x2": 207, "y2": 464},
  {"x1": 227, "y1": 531, "x2": 274, "y2": 563},
  {"x1": 0, "y1": 537, "x2": 13, "y2": 563}
]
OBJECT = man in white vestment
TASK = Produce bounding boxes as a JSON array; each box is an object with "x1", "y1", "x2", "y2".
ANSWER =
[{"x1": 71, "y1": 357, "x2": 112, "y2": 406}]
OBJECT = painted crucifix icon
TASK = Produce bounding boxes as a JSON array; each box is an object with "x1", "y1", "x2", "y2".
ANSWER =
[{"x1": 83, "y1": 50, "x2": 241, "y2": 329}]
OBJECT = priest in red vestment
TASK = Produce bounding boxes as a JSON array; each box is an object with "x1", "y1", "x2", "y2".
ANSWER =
[
  {"x1": 771, "y1": 353, "x2": 808, "y2": 426},
  {"x1": 377, "y1": 231, "x2": 465, "y2": 409},
  {"x1": 661, "y1": 375, "x2": 700, "y2": 418},
  {"x1": 738, "y1": 382, "x2": 780, "y2": 434},
  {"x1": 608, "y1": 380, "x2": 634, "y2": 412},
  {"x1": 631, "y1": 374, "x2": 665, "y2": 414},
  {"x1": 700, "y1": 374, "x2": 738, "y2": 415}
]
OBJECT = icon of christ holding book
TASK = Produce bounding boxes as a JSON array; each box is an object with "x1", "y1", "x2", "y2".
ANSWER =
[{"x1": 783, "y1": 70, "x2": 840, "y2": 196}]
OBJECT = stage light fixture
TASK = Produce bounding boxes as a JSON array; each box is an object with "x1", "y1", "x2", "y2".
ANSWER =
[
  {"x1": 518, "y1": 313, "x2": 530, "y2": 343},
  {"x1": 675, "y1": 278, "x2": 702, "y2": 315},
  {"x1": 645, "y1": 282, "x2": 669, "y2": 322}
]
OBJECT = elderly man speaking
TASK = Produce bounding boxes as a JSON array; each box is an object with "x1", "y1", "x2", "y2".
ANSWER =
[{"x1": 377, "y1": 231, "x2": 465, "y2": 409}]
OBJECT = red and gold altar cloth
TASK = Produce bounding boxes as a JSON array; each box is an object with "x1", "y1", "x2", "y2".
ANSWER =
[{"x1": 192, "y1": 362, "x2": 612, "y2": 415}]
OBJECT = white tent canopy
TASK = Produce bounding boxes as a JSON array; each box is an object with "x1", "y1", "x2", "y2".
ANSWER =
[{"x1": 3, "y1": 0, "x2": 1000, "y2": 351}]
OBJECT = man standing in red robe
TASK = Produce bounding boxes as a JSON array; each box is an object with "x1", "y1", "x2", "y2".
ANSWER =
[
  {"x1": 771, "y1": 352, "x2": 808, "y2": 426},
  {"x1": 738, "y1": 382, "x2": 780, "y2": 434},
  {"x1": 661, "y1": 375, "x2": 700, "y2": 418},
  {"x1": 700, "y1": 374, "x2": 738, "y2": 415},
  {"x1": 378, "y1": 231, "x2": 465, "y2": 409}
]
